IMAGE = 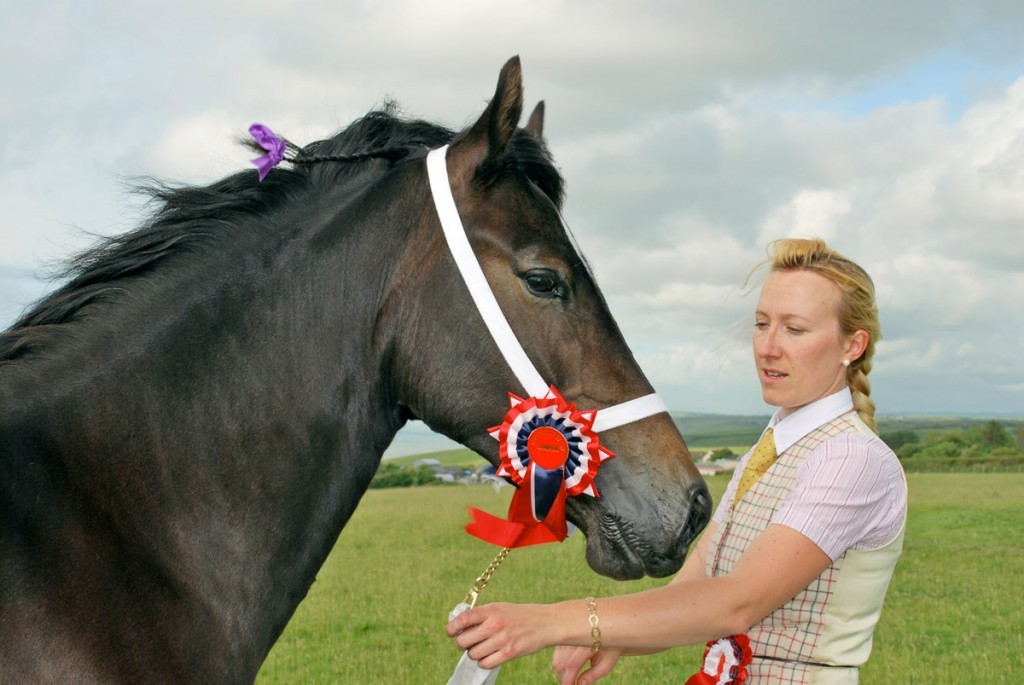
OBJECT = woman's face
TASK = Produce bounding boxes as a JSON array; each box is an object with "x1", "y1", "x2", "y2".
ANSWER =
[{"x1": 753, "y1": 269, "x2": 864, "y2": 418}]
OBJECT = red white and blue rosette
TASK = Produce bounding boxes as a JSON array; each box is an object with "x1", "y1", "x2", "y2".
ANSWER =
[
  {"x1": 465, "y1": 386, "x2": 615, "y2": 548},
  {"x1": 685, "y1": 634, "x2": 753, "y2": 685}
]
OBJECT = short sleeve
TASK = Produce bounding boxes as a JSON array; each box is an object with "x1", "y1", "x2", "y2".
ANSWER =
[{"x1": 773, "y1": 433, "x2": 907, "y2": 560}]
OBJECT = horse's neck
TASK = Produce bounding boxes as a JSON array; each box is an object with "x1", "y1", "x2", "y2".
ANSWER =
[{"x1": 2, "y1": 209, "x2": 411, "y2": 679}]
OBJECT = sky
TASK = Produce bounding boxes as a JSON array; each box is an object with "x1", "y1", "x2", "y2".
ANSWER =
[{"x1": 2, "y1": 1, "x2": 1023, "y2": 430}]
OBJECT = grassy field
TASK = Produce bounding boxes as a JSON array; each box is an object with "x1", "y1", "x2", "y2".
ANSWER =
[{"x1": 256, "y1": 473, "x2": 1024, "y2": 684}]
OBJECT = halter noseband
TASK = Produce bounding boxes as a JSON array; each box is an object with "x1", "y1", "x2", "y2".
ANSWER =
[{"x1": 426, "y1": 145, "x2": 668, "y2": 432}]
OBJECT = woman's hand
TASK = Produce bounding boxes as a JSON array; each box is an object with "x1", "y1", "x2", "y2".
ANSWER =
[
  {"x1": 552, "y1": 645, "x2": 622, "y2": 685},
  {"x1": 445, "y1": 602, "x2": 556, "y2": 669}
]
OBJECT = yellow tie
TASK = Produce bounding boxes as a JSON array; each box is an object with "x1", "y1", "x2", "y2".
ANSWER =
[{"x1": 733, "y1": 428, "x2": 778, "y2": 505}]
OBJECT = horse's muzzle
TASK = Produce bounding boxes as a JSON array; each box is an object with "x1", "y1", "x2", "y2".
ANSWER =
[{"x1": 571, "y1": 481, "x2": 713, "y2": 580}]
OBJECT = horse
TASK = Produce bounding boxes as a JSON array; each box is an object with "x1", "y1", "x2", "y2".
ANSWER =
[{"x1": 0, "y1": 57, "x2": 710, "y2": 683}]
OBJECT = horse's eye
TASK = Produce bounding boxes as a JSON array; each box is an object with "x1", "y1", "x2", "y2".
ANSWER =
[{"x1": 523, "y1": 270, "x2": 565, "y2": 299}]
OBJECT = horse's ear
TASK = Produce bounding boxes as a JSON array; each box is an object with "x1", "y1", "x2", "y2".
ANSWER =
[
  {"x1": 525, "y1": 101, "x2": 544, "y2": 140},
  {"x1": 447, "y1": 56, "x2": 523, "y2": 177}
]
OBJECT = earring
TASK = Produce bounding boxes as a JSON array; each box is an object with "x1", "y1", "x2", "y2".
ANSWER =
[{"x1": 842, "y1": 359, "x2": 851, "y2": 367}]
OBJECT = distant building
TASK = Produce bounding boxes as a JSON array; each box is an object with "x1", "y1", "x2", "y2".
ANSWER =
[{"x1": 697, "y1": 459, "x2": 740, "y2": 477}]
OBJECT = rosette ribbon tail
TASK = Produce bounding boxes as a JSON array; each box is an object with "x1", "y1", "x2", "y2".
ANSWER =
[
  {"x1": 685, "y1": 634, "x2": 753, "y2": 685},
  {"x1": 466, "y1": 488, "x2": 567, "y2": 549}
]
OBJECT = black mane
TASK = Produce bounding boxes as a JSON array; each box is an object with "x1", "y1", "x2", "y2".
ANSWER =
[{"x1": 0, "y1": 105, "x2": 564, "y2": 364}]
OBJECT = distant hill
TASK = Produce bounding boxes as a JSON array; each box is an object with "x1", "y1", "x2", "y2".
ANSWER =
[
  {"x1": 672, "y1": 413, "x2": 771, "y2": 449},
  {"x1": 385, "y1": 413, "x2": 1022, "y2": 463},
  {"x1": 673, "y1": 413, "x2": 1023, "y2": 451}
]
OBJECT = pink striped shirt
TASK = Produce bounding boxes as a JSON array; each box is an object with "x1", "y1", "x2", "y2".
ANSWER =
[{"x1": 713, "y1": 388, "x2": 907, "y2": 560}]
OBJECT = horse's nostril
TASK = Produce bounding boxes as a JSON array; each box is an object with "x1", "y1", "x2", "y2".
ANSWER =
[
  {"x1": 692, "y1": 483, "x2": 712, "y2": 517},
  {"x1": 683, "y1": 483, "x2": 713, "y2": 545}
]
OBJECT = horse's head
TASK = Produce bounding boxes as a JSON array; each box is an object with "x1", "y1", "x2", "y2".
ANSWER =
[{"x1": 387, "y1": 57, "x2": 710, "y2": 580}]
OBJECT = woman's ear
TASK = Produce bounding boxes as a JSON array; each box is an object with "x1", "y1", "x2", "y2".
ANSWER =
[{"x1": 844, "y1": 329, "x2": 870, "y2": 363}]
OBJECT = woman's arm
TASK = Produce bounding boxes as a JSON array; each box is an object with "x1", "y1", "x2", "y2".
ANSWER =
[
  {"x1": 446, "y1": 523, "x2": 831, "y2": 669},
  {"x1": 546, "y1": 522, "x2": 724, "y2": 685}
]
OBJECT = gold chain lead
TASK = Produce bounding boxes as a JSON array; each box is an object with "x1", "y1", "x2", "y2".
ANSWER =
[{"x1": 464, "y1": 547, "x2": 511, "y2": 608}]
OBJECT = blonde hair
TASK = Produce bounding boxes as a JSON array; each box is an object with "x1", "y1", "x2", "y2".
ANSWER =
[{"x1": 762, "y1": 238, "x2": 881, "y2": 431}]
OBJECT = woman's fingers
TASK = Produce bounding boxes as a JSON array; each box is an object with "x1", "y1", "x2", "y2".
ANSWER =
[
  {"x1": 552, "y1": 645, "x2": 592, "y2": 685},
  {"x1": 446, "y1": 602, "x2": 552, "y2": 669},
  {"x1": 552, "y1": 646, "x2": 623, "y2": 685},
  {"x1": 445, "y1": 604, "x2": 519, "y2": 668},
  {"x1": 577, "y1": 649, "x2": 622, "y2": 685},
  {"x1": 446, "y1": 606, "x2": 481, "y2": 637}
]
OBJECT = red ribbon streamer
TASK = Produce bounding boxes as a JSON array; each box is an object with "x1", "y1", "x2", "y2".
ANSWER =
[{"x1": 466, "y1": 489, "x2": 568, "y2": 548}]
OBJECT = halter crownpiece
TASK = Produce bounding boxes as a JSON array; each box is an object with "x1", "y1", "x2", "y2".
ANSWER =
[{"x1": 427, "y1": 145, "x2": 669, "y2": 548}]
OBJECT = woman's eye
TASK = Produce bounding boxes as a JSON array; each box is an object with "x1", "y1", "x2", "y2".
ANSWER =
[
  {"x1": 524, "y1": 271, "x2": 564, "y2": 299},
  {"x1": 754, "y1": 321, "x2": 768, "y2": 330}
]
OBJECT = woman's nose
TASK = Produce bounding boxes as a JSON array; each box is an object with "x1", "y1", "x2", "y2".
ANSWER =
[{"x1": 755, "y1": 328, "x2": 781, "y2": 358}]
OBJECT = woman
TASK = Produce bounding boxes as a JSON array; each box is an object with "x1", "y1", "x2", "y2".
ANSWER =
[{"x1": 446, "y1": 238, "x2": 907, "y2": 684}]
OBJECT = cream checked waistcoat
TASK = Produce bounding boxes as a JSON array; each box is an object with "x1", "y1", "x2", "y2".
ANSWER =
[{"x1": 704, "y1": 411, "x2": 905, "y2": 684}]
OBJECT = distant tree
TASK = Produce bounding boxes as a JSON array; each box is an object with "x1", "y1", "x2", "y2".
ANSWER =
[
  {"x1": 411, "y1": 465, "x2": 439, "y2": 485},
  {"x1": 923, "y1": 440, "x2": 964, "y2": 459},
  {"x1": 370, "y1": 463, "x2": 451, "y2": 488},
  {"x1": 979, "y1": 420, "x2": 1012, "y2": 448},
  {"x1": 897, "y1": 442, "x2": 922, "y2": 459},
  {"x1": 370, "y1": 463, "x2": 416, "y2": 489},
  {"x1": 882, "y1": 429, "x2": 919, "y2": 450},
  {"x1": 711, "y1": 447, "x2": 735, "y2": 460},
  {"x1": 936, "y1": 430, "x2": 965, "y2": 446},
  {"x1": 892, "y1": 421, "x2": 1024, "y2": 471}
]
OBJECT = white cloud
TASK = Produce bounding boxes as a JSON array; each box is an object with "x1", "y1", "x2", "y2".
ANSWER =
[
  {"x1": 3, "y1": 1, "x2": 1024, "y2": 415},
  {"x1": 144, "y1": 111, "x2": 244, "y2": 181},
  {"x1": 759, "y1": 189, "x2": 852, "y2": 245}
]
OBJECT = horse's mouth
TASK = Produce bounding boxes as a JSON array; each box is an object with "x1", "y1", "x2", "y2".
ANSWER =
[
  {"x1": 565, "y1": 483, "x2": 710, "y2": 580},
  {"x1": 581, "y1": 510, "x2": 686, "y2": 581}
]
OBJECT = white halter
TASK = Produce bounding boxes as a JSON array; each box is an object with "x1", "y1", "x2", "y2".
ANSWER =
[{"x1": 426, "y1": 145, "x2": 668, "y2": 433}]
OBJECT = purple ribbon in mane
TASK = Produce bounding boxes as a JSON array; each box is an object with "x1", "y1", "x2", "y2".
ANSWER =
[{"x1": 249, "y1": 123, "x2": 285, "y2": 181}]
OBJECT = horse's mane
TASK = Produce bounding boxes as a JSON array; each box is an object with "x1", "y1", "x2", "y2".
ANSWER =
[{"x1": 0, "y1": 104, "x2": 565, "y2": 364}]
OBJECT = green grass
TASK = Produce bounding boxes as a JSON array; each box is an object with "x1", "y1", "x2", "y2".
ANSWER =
[{"x1": 256, "y1": 473, "x2": 1024, "y2": 683}]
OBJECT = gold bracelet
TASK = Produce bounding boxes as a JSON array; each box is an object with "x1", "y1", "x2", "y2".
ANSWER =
[{"x1": 584, "y1": 596, "x2": 601, "y2": 653}]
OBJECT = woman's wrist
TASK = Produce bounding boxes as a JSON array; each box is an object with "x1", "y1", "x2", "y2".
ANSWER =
[
  {"x1": 543, "y1": 599, "x2": 591, "y2": 648},
  {"x1": 584, "y1": 596, "x2": 602, "y2": 653}
]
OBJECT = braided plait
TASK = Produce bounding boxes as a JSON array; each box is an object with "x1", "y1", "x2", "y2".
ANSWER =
[
  {"x1": 242, "y1": 133, "x2": 413, "y2": 170},
  {"x1": 291, "y1": 147, "x2": 412, "y2": 165},
  {"x1": 766, "y1": 238, "x2": 881, "y2": 431},
  {"x1": 848, "y1": 366, "x2": 877, "y2": 431}
]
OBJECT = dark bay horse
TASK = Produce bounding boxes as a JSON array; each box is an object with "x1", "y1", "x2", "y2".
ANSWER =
[{"x1": 0, "y1": 57, "x2": 710, "y2": 683}]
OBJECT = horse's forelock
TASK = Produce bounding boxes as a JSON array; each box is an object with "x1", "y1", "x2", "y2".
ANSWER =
[{"x1": 476, "y1": 131, "x2": 565, "y2": 209}]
